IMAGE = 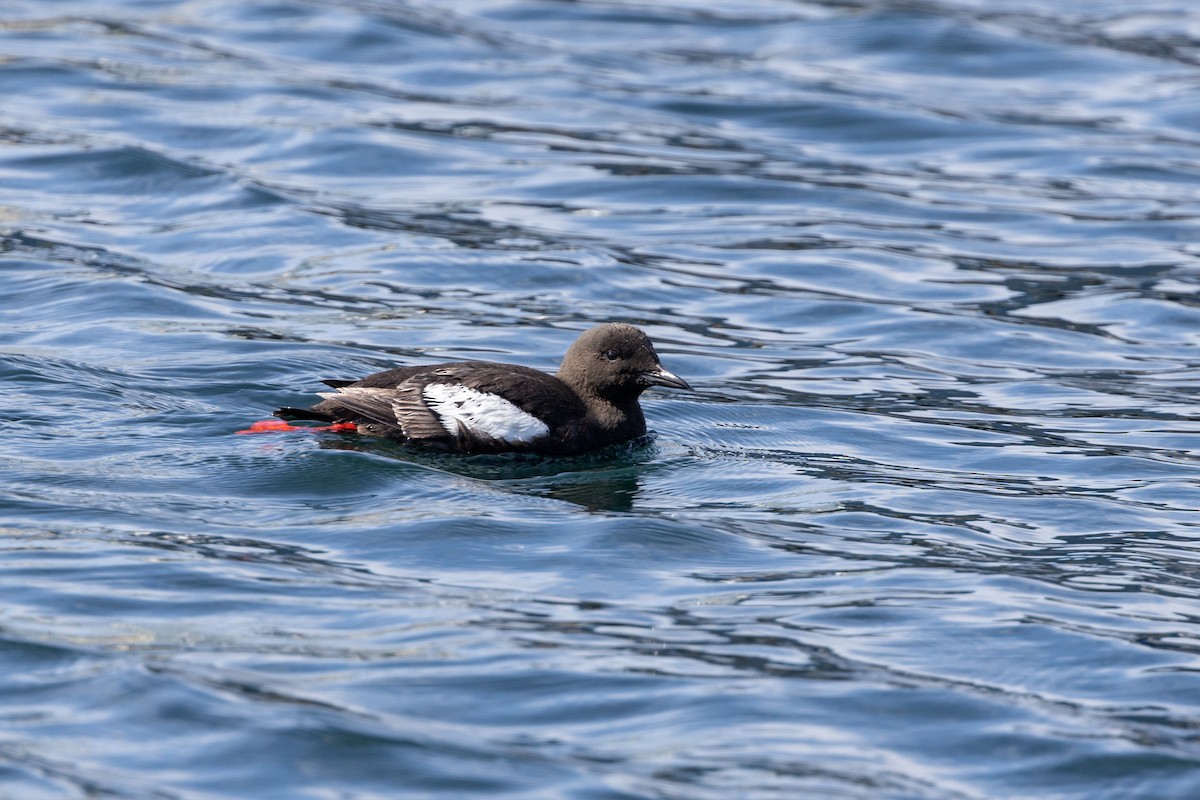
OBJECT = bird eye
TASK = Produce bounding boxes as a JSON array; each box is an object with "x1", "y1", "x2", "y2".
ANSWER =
[{"x1": 602, "y1": 349, "x2": 620, "y2": 361}]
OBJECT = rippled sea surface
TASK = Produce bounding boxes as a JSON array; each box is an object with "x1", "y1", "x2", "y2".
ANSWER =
[{"x1": 4, "y1": 1, "x2": 1200, "y2": 797}]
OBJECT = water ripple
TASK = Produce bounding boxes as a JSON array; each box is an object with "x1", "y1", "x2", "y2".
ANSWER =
[{"x1": 3, "y1": 0, "x2": 1200, "y2": 798}]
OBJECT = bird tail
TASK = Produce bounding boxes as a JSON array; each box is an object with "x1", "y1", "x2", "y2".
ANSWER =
[{"x1": 275, "y1": 406, "x2": 335, "y2": 422}]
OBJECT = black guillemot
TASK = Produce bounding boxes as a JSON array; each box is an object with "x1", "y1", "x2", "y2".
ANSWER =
[{"x1": 263, "y1": 323, "x2": 691, "y2": 455}]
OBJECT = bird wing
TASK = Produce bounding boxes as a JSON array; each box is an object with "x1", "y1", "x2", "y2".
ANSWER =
[
  {"x1": 412, "y1": 363, "x2": 585, "y2": 432},
  {"x1": 313, "y1": 362, "x2": 585, "y2": 451},
  {"x1": 339, "y1": 364, "x2": 580, "y2": 444}
]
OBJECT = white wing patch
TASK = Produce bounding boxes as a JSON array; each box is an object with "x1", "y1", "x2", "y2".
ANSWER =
[{"x1": 423, "y1": 383, "x2": 550, "y2": 443}]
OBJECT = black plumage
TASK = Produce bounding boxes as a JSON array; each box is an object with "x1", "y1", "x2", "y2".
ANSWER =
[{"x1": 275, "y1": 323, "x2": 691, "y2": 455}]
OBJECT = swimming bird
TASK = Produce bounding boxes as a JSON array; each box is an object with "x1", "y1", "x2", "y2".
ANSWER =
[{"x1": 269, "y1": 323, "x2": 691, "y2": 455}]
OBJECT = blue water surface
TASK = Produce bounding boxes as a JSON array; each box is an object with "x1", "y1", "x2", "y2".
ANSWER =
[{"x1": 3, "y1": 1, "x2": 1200, "y2": 798}]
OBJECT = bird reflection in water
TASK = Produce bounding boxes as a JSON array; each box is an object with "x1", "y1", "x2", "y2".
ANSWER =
[{"x1": 313, "y1": 434, "x2": 656, "y2": 513}]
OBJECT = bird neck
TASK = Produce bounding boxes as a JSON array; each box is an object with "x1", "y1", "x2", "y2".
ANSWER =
[{"x1": 558, "y1": 371, "x2": 646, "y2": 431}]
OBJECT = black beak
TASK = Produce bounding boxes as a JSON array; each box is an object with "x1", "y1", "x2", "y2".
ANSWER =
[{"x1": 640, "y1": 366, "x2": 692, "y2": 391}]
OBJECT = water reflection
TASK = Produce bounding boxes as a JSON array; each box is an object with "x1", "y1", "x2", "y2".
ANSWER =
[{"x1": 316, "y1": 434, "x2": 653, "y2": 512}]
